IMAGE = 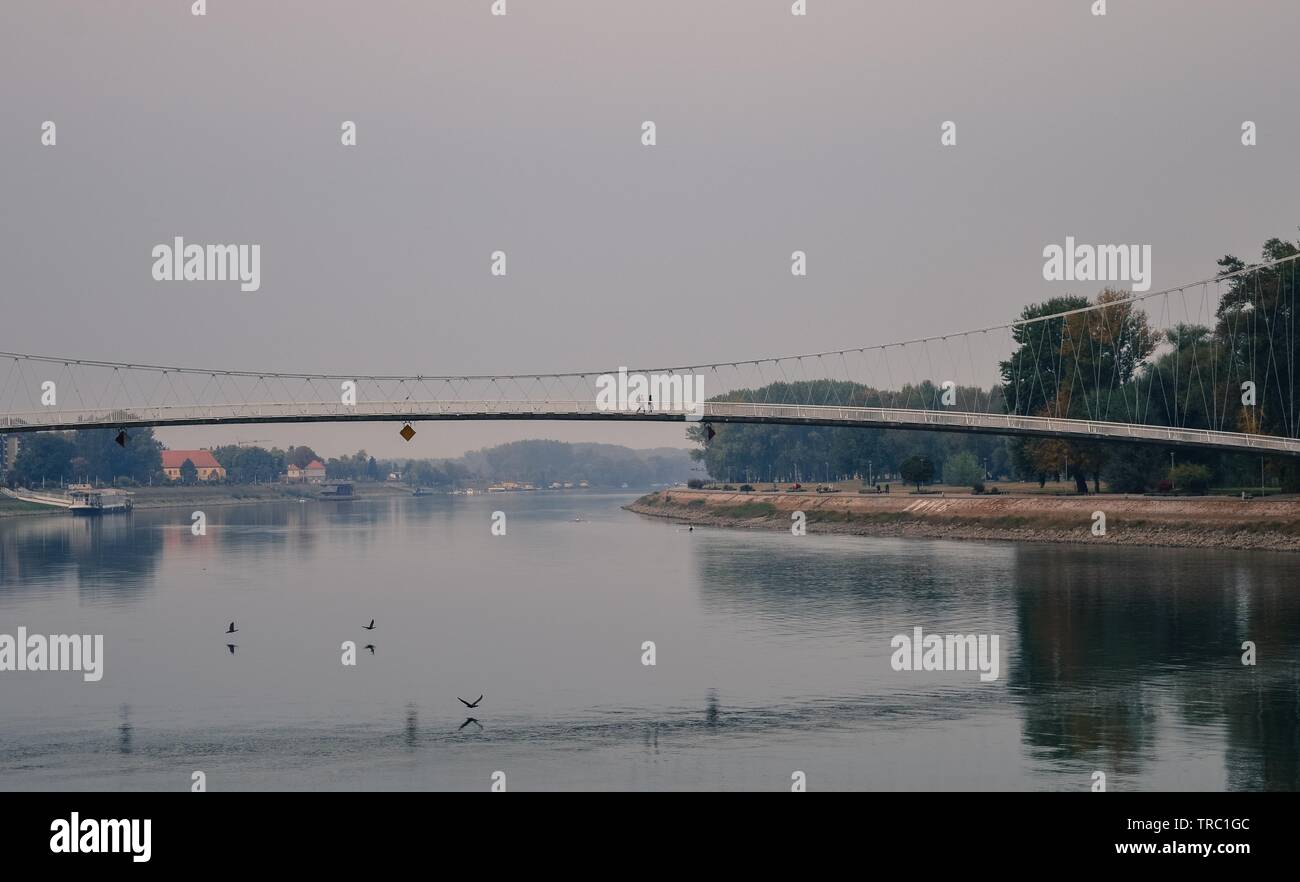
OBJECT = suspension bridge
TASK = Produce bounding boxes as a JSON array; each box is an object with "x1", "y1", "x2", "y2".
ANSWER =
[{"x1": 3, "y1": 253, "x2": 1300, "y2": 457}]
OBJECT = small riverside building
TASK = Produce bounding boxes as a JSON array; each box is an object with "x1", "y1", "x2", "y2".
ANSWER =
[
  {"x1": 286, "y1": 459, "x2": 327, "y2": 483},
  {"x1": 161, "y1": 450, "x2": 226, "y2": 482}
]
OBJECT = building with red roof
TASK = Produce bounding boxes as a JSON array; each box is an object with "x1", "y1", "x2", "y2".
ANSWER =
[
  {"x1": 161, "y1": 449, "x2": 226, "y2": 482},
  {"x1": 286, "y1": 459, "x2": 327, "y2": 483}
]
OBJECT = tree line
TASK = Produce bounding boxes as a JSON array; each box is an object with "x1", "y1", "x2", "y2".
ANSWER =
[
  {"x1": 687, "y1": 380, "x2": 1011, "y2": 486},
  {"x1": 5, "y1": 434, "x2": 694, "y2": 490},
  {"x1": 692, "y1": 231, "x2": 1300, "y2": 494},
  {"x1": 5, "y1": 427, "x2": 164, "y2": 487}
]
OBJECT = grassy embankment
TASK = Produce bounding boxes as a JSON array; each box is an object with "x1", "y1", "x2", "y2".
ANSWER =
[{"x1": 0, "y1": 495, "x2": 62, "y2": 519}]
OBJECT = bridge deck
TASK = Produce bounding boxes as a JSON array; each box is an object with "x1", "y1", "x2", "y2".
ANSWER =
[{"x1": 2, "y1": 401, "x2": 1297, "y2": 456}]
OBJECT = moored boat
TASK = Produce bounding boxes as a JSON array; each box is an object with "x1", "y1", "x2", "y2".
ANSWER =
[{"x1": 67, "y1": 485, "x2": 133, "y2": 516}]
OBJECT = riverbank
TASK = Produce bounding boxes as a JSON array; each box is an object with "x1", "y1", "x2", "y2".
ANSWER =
[
  {"x1": 0, "y1": 483, "x2": 413, "y2": 519},
  {"x1": 626, "y1": 488, "x2": 1300, "y2": 552},
  {"x1": 0, "y1": 495, "x2": 60, "y2": 518}
]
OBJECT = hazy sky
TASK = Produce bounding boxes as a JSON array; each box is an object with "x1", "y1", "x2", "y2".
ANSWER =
[{"x1": 3, "y1": 1, "x2": 1297, "y2": 458}]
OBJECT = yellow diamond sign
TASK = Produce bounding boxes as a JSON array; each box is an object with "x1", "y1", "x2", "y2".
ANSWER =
[{"x1": 399, "y1": 424, "x2": 416, "y2": 442}]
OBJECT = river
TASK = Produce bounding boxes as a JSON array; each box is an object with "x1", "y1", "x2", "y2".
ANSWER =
[{"x1": 1, "y1": 491, "x2": 1296, "y2": 791}]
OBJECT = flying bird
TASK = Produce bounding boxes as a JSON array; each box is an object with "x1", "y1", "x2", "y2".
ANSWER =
[
  {"x1": 364, "y1": 644, "x2": 375, "y2": 655},
  {"x1": 458, "y1": 695, "x2": 483, "y2": 709},
  {"x1": 363, "y1": 619, "x2": 375, "y2": 630},
  {"x1": 226, "y1": 644, "x2": 237, "y2": 655},
  {"x1": 226, "y1": 622, "x2": 238, "y2": 634}
]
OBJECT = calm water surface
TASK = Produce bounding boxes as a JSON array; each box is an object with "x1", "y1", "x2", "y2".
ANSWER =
[{"x1": 1, "y1": 491, "x2": 1296, "y2": 791}]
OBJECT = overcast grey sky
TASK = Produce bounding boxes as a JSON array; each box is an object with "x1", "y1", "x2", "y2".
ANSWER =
[{"x1": 2, "y1": 1, "x2": 1297, "y2": 458}]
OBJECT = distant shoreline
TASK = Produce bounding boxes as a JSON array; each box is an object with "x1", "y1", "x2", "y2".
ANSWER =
[
  {"x1": 0, "y1": 482, "x2": 645, "y2": 520},
  {"x1": 0, "y1": 483, "x2": 414, "y2": 519},
  {"x1": 625, "y1": 489, "x2": 1300, "y2": 553}
]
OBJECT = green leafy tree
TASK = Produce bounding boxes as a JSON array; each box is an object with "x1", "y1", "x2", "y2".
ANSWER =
[
  {"x1": 1103, "y1": 445, "x2": 1166, "y2": 493},
  {"x1": 287, "y1": 446, "x2": 320, "y2": 469},
  {"x1": 211, "y1": 445, "x2": 285, "y2": 483},
  {"x1": 403, "y1": 460, "x2": 446, "y2": 487},
  {"x1": 687, "y1": 380, "x2": 1007, "y2": 484},
  {"x1": 899, "y1": 455, "x2": 934, "y2": 492},
  {"x1": 70, "y1": 426, "x2": 163, "y2": 484},
  {"x1": 1000, "y1": 296, "x2": 1091, "y2": 417},
  {"x1": 1169, "y1": 463, "x2": 1212, "y2": 494},
  {"x1": 942, "y1": 451, "x2": 984, "y2": 487},
  {"x1": 1003, "y1": 290, "x2": 1155, "y2": 492},
  {"x1": 325, "y1": 449, "x2": 376, "y2": 481},
  {"x1": 180, "y1": 458, "x2": 198, "y2": 485},
  {"x1": 1214, "y1": 235, "x2": 1300, "y2": 438},
  {"x1": 13, "y1": 433, "x2": 76, "y2": 484}
]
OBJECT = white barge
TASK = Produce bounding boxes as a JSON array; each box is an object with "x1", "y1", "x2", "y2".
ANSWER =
[{"x1": 67, "y1": 485, "x2": 133, "y2": 516}]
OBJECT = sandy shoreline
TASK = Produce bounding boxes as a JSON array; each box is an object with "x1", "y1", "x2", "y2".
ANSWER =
[{"x1": 625, "y1": 489, "x2": 1300, "y2": 553}]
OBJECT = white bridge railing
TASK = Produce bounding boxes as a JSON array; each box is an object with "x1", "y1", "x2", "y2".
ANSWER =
[{"x1": 3, "y1": 400, "x2": 1299, "y2": 456}]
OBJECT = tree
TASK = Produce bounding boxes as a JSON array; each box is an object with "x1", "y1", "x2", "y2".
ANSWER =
[
  {"x1": 287, "y1": 446, "x2": 320, "y2": 469},
  {"x1": 1003, "y1": 290, "x2": 1155, "y2": 494},
  {"x1": 1135, "y1": 325, "x2": 1222, "y2": 432},
  {"x1": 323, "y1": 449, "x2": 378, "y2": 481},
  {"x1": 71, "y1": 426, "x2": 163, "y2": 484},
  {"x1": 211, "y1": 444, "x2": 285, "y2": 483},
  {"x1": 1000, "y1": 296, "x2": 1091, "y2": 417},
  {"x1": 942, "y1": 451, "x2": 983, "y2": 487},
  {"x1": 1103, "y1": 445, "x2": 1166, "y2": 493},
  {"x1": 13, "y1": 433, "x2": 75, "y2": 484},
  {"x1": 1073, "y1": 442, "x2": 1110, "y2": 494},
  {"x1": 404, "y1": 460, "x2": 445, "y2": 487},
  {"x1": 1214, "y1": 234, "x2": 1300, "y2": 438},
  {"x1": 1169, "y1": 463, "x2": 1212, "y2": 495},
  {"x1": 687, "y1": 380, "x2": 1007, "y2": 485},
  {"x1": 899, "y1": 455, "x2": 934, "y2": 492},
  {"x1": 180, "y1": 458, "x2": 198, "y2": 485}
]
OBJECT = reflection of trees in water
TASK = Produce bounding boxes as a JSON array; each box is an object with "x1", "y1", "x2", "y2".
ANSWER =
[
  {"x1": 168, "y1": 498, "x2": 443, "y2": 564},
  {"x1": 404, "y1": 702, "x2": 418, "y2": 751},
  {"x1": 118, "y1": 704, "x2": 132, "y2": 755},
  {"x1": 0, "y1": 497, "x2": 453, "y2": 606},
  {"x1": 690, "y1": 537, "x2": 1013, "y2": 631},
  {"x1": 688, "y1": 536, "x2": 1300, "y2": 789},
  {"x1": 1014, "y1": 687, "x2": 1156, "y2": 778},
  {"x1": 0, "y1": 515, "x2": 164, "y2": 603},
  {"x1": 1011, "y1": 545, "x2": 1300, "y2": 790},
  {"x1": 1222, "y1": 675, "x2": 1300, "y2": 791}
]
